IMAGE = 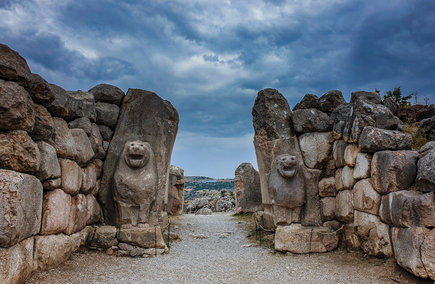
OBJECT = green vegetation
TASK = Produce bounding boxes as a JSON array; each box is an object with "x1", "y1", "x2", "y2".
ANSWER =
[
  {"x1": 403, "y1": 122, "x2": 428, "y2": 150},
  {"x1": 384, "y1": 86, "x2": 414, "y2": 107}
]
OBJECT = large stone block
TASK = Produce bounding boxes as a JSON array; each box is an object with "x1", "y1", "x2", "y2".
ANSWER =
[
  {"x1": 353, "y1": 153, "x2": 372, "y2": 180},
  {"x1": 89, "y1": 123, "x2": 105, "y2": 159},
  {"x1": 292, "y1": 93, "x2": 319, "y2": 111},
  {"x1": 344, "y1": 144, "x2": 359, "y2": 167},
  {"x1": 234, "y1": 163, "x2": 262, "y2": 214},
  {"x1": 64, "y1": 90, "x2": 95, "y2": 122},
  {"x1": 49, "y1": 117, "x2": 77, "y2": 160},
  {"x1": 299, "y1": 132, "x2": 334, "y2": 169},
  {"x1": 0, "y1": 170, "x2": 42, "y2": 248},
  {"x1": 380, "y1": 191, "x2": 435, "y2": 227},
  {"x1": 354, "y1": 210, "x2": 392, "y2": 258},
  {"x1": 166, "y1": 165, "x2": 186, "y2": 215},
  {"x1": 95, "y1": 102, "x2": 120, "y2": 128},
  {"x1": 335, "y1": 190, "x2": 354, "y2": 223},
  {"x1": 90, "y1": 226, "x2": 118, "y2": 248},
  {"x1": 81, "y1": 163, "x2": 97, "y2": 194},
  {"x1": 0, "y1": 79, "x2": 35, "y2": 132},
  {"x1": 35, "y1": 141, "x2": 61, "y2": 181},
  {"x1": 68, "y1": 117, "x2": 92, "y2": 135},
  {"x1": 29, "y1": 104, "x2": 54, "y2": 141},
  {"x1": 88, "y1": 83, "x2": 125, "y2": 106},
  {"x1": 341, "y1": 166, "x2": 356, "y2": 190},
  {"x1": 320, "y1": 197, "x2": 335, "y2": 221},
  {"x1": 42, "y1": 177, "x2": 61, "y2": 191},
  {"x1": 335, "y1": 168, "x2": 344, "y2": 191},
  {"x1": 118, "y1": 227, "x2": 166, "y2": 249},
  {"x1": 60, "y1": 159, "x2": 82, "y2": 195},
  {"x1": 421, "y1": 228, "x2": 435, "y2": 280},
  {"x1": 317, "y1": 90, "x2": 346, "y2": 114},
  {"x1": 0, "y1": 130, "x2": 41, "y2": 174},
  {"x1": 371, "y1": 150, "x2": 418, "y2": 194},
  {"x1": 319, "y1": 177, "x2": 336, "y2": 197},
  {"x1": 291, "y1": 109, "x2": 333, "y2": 133},
  {"x1": 359, "y1": 126, "x2": 412, "y2": 152},
  {"x1": 333, "y1": 140, "x2": 347, "y2": 168},
  {"x1": 98, "y1": 124, "x2": 114, "y2": 141},
  {"x1": 274, "y1": 224, "x2": 339, "y2": 253},
  {"x1": 34, "y1": 234, "x2": 80, "y2": 270},
  {"x1": 343, "y1": 224, "x2": 361, "y2": 250},
  {"x1": 44, "y1": 83, "x2": 68, "y2": 117},
  {"x1": 65, "y1": 194, "x2": 88, "y2": 235},
  {"x1": 86, "y1": 194, "x2": 103, "y2": 225},
  {"x1": 40, "y1": 188, "x2": 71, "y2": 235},
  {"x1": 0, "y1": 237, "x2": 36, "y2": 284},
  {"x1": 70, "y1": 128, "x2": 95, "y2": 166},
  {"x1": 100, "y1": 89, "x2": 179, "y2": 226},
  {"x1": 0, "y1": 43, "x2": 32, "y2": 84},
  {"x1": 416, "y1": 146, "x2": 435, "y2": 192},
  {"x1": 353, "y1": 179, "x2": 380, "y2": 215}
]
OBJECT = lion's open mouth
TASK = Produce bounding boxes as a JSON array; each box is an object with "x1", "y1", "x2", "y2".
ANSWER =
[{"x1": 129, "y1": 154, "x2": 144, "y2": 160}]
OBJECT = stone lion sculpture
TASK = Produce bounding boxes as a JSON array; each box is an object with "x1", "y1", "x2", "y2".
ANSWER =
[
  {"x1": 113, "y1": 141, "x2": 157, "y2": 227},
  {"x1": 268, "y1": 154, "x2": 306, "y2": 225}
]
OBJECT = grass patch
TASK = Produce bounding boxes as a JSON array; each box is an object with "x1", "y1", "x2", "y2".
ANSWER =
[{"x1": 403, "y1": 121, "x2": 428, "y2": 150}]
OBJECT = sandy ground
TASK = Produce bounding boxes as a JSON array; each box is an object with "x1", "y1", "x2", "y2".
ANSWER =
[{"x1": 27, "y1": 213, "x2": 434, "y2": 284}]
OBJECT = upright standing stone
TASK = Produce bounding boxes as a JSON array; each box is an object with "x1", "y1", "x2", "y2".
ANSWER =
[
  {"x1": 166, "y1": 165, "x2": 185, "y2": 216},
  {"x1": 100, "y1": 89, "x2": 179, "y2": 226},
  {"x1": 234, "y1": 163, "x2": 262, "y2": 214}
]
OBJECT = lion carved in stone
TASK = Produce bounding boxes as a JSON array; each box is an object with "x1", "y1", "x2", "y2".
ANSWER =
[{"x1": 113, "y1": 141, "x2": 157, "y2": 227}]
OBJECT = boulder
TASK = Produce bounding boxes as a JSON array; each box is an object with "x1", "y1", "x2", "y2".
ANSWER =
[
  {"x1": 42, "y1": 178, "x2": 61, "y2": 191},
  {"x1": 320, "y1": 197, "x2": 335, "y2": 221},
  {"x1": 100, "y1": 89, "x2": 179, "y2": 226},
  {"x1": 34, "y1": 234, "x2": 80, "y2": 270},
  {"x1": 416, "y1": 146, "x2": 435, "y2": 192},
  {"x1": 354, "y1": 210, "x2": 393, "y2": 257},
  {"x1": 118, "y1": 227, "x2": 166, "y2": 249},
  {"x1": 343, "y1": 224, "x2": 361, "y2": 250},
  {"x1": 317, "y1": 90, "x2": 346, "y2": 114},
  {"x1": 90, "y1": 226, "x2": 118, "y2": 248},
  {"x1": 0, "y1": 237, "x2": 36, "y2": 284},
  {"x1": 344, "y1": 144, "x2": 359, "y2": 167},
  {"x1": 25, "y1": 73, "x2": 55, "y2": 104},
  {"x1": 359, "y1": 126, "x2": 413, "y2": 152},
  {"x1": 49, "y1": 117, "x2": 78, "y2": 160},
  {"x1": 81, "y1": 163, "x2": 97, "y2": 194},
  {"x1": 419, "y1": 116, "x2": 435, "y2": 141},
  {"x1": 0, "y1": 130, "x2": 41, "y2": 173},
  {"x1": 85, "y1": 194, "x2": 103, "y2": 225},
  {"x1": 65, "y1": 194, "x2": 88, "y2": 235},
  {"x1": 371, "y1": 150, "x2": 418, "y2": 194},
  {"x1": 29, "y1": 104, "x2": 54, "y2": 141},
  {"x1": 380, "y1": 191, "x2": 435, "y2": 228},
  {"x1": 391, "y1": 227, "x2": 430, "y2": 279},
  {"x1": 68, "y1": 117, "x2": 92, "y2": 135},
  {"x1": 333, "y1": 140, "x2": 347, "y2": 168},
  {"x1": 291, "y1": 109, "x2": 332, "y2": 133},
  {"x1": 292, "y1": 93, "x2": 319, "y2": 111},
  {"x1": 35, "y1": 141, "x2": 61, "y2": 181},
  {"x1": 341, "y1": 166, "x2": 356, "y2": 190},
  {"x1": 0, "y1": 170, "x2": 43, "y2": 248},
  {"x1": 396, "y1": 105, "x2": 427, "y2": 123},
  {"x1": 353, "y1": 179, "x2": 380, "y2": 215},
  {"x1": 353, "y1": 153, "x2": 372, "y2": 180},
  {"x1": 335, "y1": 190, "x2": 354, "y2": 223},
  {"x1": 40, "y1": 188, "x2": 71, "y2": 235},
  {"x1": 166, "y1": 165, "x2": 185, "y2": 215},
  {"x1": 70, "y1": 128, "x2": 95, "y2": 166},
  {"x1": 421, "y1": 228, "x2": 435, "y2": 280},
  {"x1": 418, "y1": 141, "x2": 435, "y2": 158},
  {"x1": 417, "y1": 104, "x2": 435, "y2": 121},
  {"x1": 60, "y1": 159, "x2": 82, "y2": 195},
  {"x1": 88, "y1": 83, "x2": 125, "y2": 106},
  {"x1": 319, "y1": 177, "x2": 336, "y2": 197},
  {"x1": 0, "y1": 79, "x2": 35, "y2": 132},
  {"x1": 195, "y1": 208, "x2": 213, "y2": 215},
  {"x1": 234, "y1": 163, "x2": 262, "y2": 214},
  {"x1": 44, "y1": 84, "x2": 69, "y2": 117},
  {"x1": 335, "y1": 168, "x2": 344, "y2": 191},
  {"x1": 64, "y1": 90, "x2": 95, "y2": 122},
  {"x1": 98, "y1": 124, "x2": 114, "y2": 141},
  {"x1": 91, "y1": 159, "x2": 104, "y2": 179},
  {"x1": 89, "y1": 123, "x2": 105, "y2": 159},
  {"x1": 185, "y1": 198, "x2": 209, "y2": 213},
  {"x1": 0, "y1": 43, "x2": 32, "y2": 84},
  {"x1": 350, "y1": 91, "x2": 382, "y2": 104},
  {"x1": 274, "y1": 224, "x2": 339, "y2": 253},
  {"x1": 95, "y1": 102, "x2": 120, "y2": 128},
  {"x1": 382, "y1": 97, "x2": 399, "y2": 114},
  {"x1": 299, "y1": 132, "x2": 334, "y2": 169},
  {"x1": 215, "y1": 199, "x2": 233, "y2": 212}
]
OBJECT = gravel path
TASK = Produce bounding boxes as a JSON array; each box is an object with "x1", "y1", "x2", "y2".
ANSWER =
[{"x1": 27, "y1": 213, "x2": 430, "y2": 284}]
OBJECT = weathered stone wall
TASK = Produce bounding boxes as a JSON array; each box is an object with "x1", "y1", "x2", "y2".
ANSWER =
[{"x1": 252, "y1": 88, "x2": 435, "y2": 280}]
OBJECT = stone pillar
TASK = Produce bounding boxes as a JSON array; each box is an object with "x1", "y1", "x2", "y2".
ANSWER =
[
  {"x1": 166, "y1": 165, "x2": 185, "y2": 216},
  {"x1": 234, "y1": 163, "x2": 263, "y2": 214}
]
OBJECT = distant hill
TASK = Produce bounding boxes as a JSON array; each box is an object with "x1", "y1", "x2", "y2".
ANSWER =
[{"x1": 184, "y1": 176, "x2": 234, "y2": 201}]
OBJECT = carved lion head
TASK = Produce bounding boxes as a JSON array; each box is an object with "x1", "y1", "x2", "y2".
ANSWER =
[
  {"x1": 274, "y1": 154, "x2": 298, "y2": 178},
  {"x1": 123, "y1": 141, "x2": 151, "y2": 168}
]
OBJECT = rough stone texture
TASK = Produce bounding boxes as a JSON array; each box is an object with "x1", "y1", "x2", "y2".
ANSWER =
[
  {"x1": 89, "y1": 123, "x2": 105, "y2": 159},
  {"x1": 371, "y1": 150, "x2": 418, "y2": 194},
  {"x1": 291, "y1": 109, "x2": 332, "y2": 133},
  {"x1": 60, "y1": 159, "x2": 82, "y2": 195},
  {"x1": 421, "y1": 228, "x2": 435, "y2": 280},
  {"x1": 49, "y1": 117, "x2": 78, "y2": 160},
  {"x1": 382, "y1": 97, "x2": 399, "y2": 114},
  {"x1": 65, "y1": 194, "x2": 88, "y2": 235},
  {"x1": 29, "y1": 104, "x2": 54, "y2": 141},
  {"x1": 341, "y1": 166, "x2": 356, "y2": 190},
  {"x1": 34, "y1": 234, "x2": 80, "y2": 270},
  {"x1": 320, "y1": 197, "x2": 335, "y2": 221},
  {"x1": 90, "y1": 226, "x2": 118, "y2": 248},
  {"x1": 419, "y1": 116, "x2": 435, "y2": 141},
  {"x1": 319, "y1": 177, "x2": 336, "y2": 197},
  {"x1": 0, "y1": 237, "x2": 36, "y2": 284},
  {"x1": 275, "y1": 224, "x2": 339, "y2": 253},
  {"x1": 64, "y1": 90, "x2": 95, "y2": 122},
  {"x1": 81, "y1": 163, "x2": 97, "y2": 194},
  {"x1": 299, "y1": 132, "x2": 334, "y2": 169},
  {"x1": 98, "y1": 124, "x2": 114, "y2": 141},
  {"x1": 317, "y1": 90, "x2": 346, "y2": 114},
  {"x1": 91, "y1": 159, "x2": 104, "y2": 179},
  {"x1": 184, "y1": 197, "x2": 209, "y2": 214},
  {"x1": 359, "y1": 126, "x2": 413, "y2": 152},
  {"x1": 335, "y1": 190, "x2": 354, "y2": 223},
  {"x1": 195, "y1": 208, "x2": 213, "y2": 215},
  {"x1": 344, "y1": 144, "x2": 359, "y2": 167},
  {"x1": 35, "y1": 141, "x2": 61, "y2": 181},
  {"x1": 42, "y1": 178, "x2": 61, "y2": 191},
  {"x1": 416, "y1": 146, "x2": 435, "y2": 192},
  {"x1": 85, "y1": 194, "x2": 103, "y2": 225},
  {"x1": 0, "y1": 170, "x2": 42, "y2": 248},
  {"x1": 335, "y1": 168, "x2": 344, "y2": 191},
  {"x1": 391, "y1": 227, "x2": 430, "y2": 279},
  {"x1": 113, "y1": 141, "x2": 158, "y2": 227},
  {"x1": 330, "y1": 104, "x2": 351, "y2": 138},
  {"x1": 95, "y1": 102, "x2": 120, "y2": 128},
  {"x1": 417, "y1": 104, "x2": 435, "y2": 121},
  {"x1": 252, "y1": 88, "x2": 321, "y2": 226},
  {"x1": 333, "y1": 140, "x2": 347, "y2": 168},
  {"x1": 88, "y1": 83, "x2": 125, "y2": 106},
  {"x1": 354, "y1": 210, "x2": 393, "y2": 258},
  {"x1": 44, "y1": 84, "x2": 69, "y2": 117},
  {"x1": 40, "y1": 188, "x2": 71, "y2": 235},
  {"x1": 68, "y1": 117, "x2": 92, "y2": 135},
  {"x1": 419, "y1": 141, "x2": 435, "y2": 158},
  {"x1": 0, "y1": 79, "x2": 35, "y2": 132},
  {"x1": 353, "y1": 179, "x2": 380, "y2": 215},
  {"x1": 0, "y1": 43, "x2": 32, "y2": 84},
  {"x1": 0, "y1": 130, "x2": 41, "y2": 174},
  {"x1": 396, "y1": 105, "x2": 427, "y2": 123},
  {"x1": 70, "y1": 128, "x2": 95, "y2": 166},
  {"x1": 166, "y1": 165, "x2": 185, "y2": 215},
  {"x1": 343, "y1": 224, "x2": 361, "y2": 250},
  {"x1": 100, "y1": 88, "x2": 179, "y2": 226},
  {"x1": 353, "y1": 153, "x2": 372, "y2": 180},
  {"x1": 118, "y1": 227, "x2": 166, "y2": 249},
  {"x1": 380, "y1": 191, "x2": 435, "y2": 228},
  {"x1": 292, "y1": 93, "x2": 318, "y2": 111}
]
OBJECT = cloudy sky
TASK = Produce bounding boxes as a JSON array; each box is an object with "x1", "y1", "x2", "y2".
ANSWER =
[{"x1": 1, "y1": 0, "x2": 434, "y2": 178}]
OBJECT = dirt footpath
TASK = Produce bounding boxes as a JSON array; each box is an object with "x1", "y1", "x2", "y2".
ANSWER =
[{"x1": 27, "y1": 213, "x2": 433, "y2": 284}]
